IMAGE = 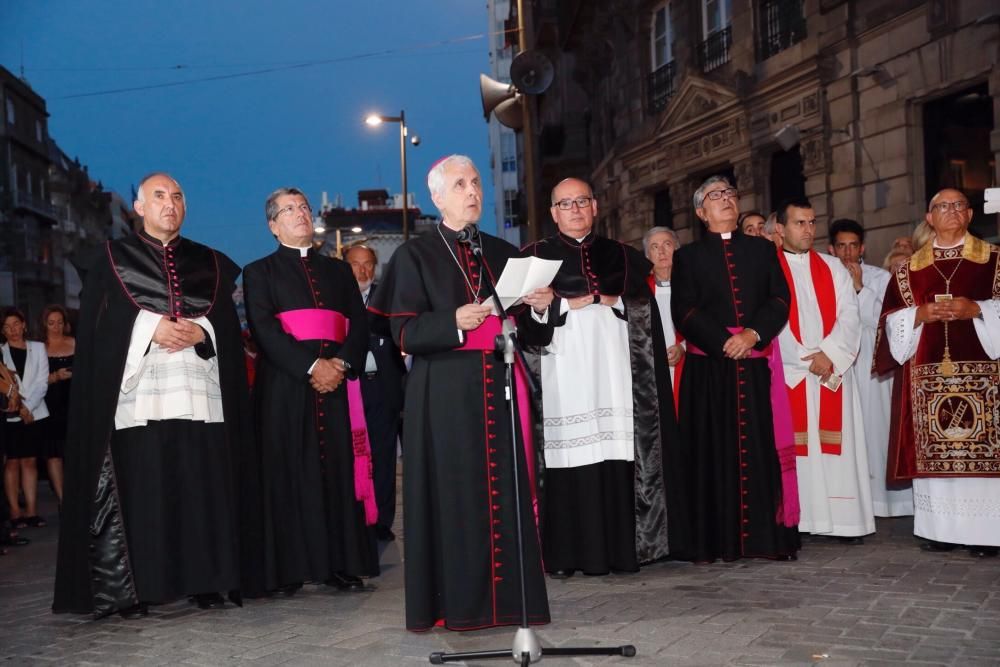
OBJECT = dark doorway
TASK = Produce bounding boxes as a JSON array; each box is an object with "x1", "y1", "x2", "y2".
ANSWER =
[
  {"x1": 653, "y1": 189, "x2": 673, "y2": 229},
  {"x1": 769, "y1": 146, "x2": 806, "y2": 213},
  {"x1": 923, "y1": 82, "x2": 996, "y2": 240}
]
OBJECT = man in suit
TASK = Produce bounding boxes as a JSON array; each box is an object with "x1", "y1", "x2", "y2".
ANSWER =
[{"x1": 344, "y1": 244, "x2": 406, "y2": 542}]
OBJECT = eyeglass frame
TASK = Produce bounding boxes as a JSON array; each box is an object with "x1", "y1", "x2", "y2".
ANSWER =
[
  {"x1": 274, "y1": 203, "x2": 313, "y2": 218},
  {"x1": 698, "y1": 187, "x2": 739, "y2": 206},
  {"x1": 929, "y1": 200, "x2": 970, "y2": 214},
  {"x1": 551, "y1": 196, "x2": 595, "y2": 211}
]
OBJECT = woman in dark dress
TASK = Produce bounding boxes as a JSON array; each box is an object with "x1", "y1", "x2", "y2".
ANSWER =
[
  {"x1": 42, "y1": 305, "x2": 74, "y2": 505},
  {"x1": 1, "y1": 308, "x2": 49, "y2": 528}
]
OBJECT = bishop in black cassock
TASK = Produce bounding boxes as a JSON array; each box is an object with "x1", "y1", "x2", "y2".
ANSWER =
[
  {"x1": 370, "y1": 156, "x2": 554, "y2": 631},
  {"x1": 243, "y1": 188, "x2": 378, "y2": 595},
  {"x1": 53, "y1": 173, "x2": 259, "y2": 616}
]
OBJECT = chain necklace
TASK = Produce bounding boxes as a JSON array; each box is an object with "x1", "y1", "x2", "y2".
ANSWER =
[
  {"x1": 437, "y1": 223, "x2": 483, "y2": 303},
  {"x1": 930, "y1": 255, "x2": 964, "y2": 377}
]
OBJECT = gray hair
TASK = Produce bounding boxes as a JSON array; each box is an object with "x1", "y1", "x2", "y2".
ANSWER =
[
  {"x1": 264, "y1": 187, "x2": 309, "y2": 222},
  {"x1": 642, "y1": 226, "x2": 679, "y2": 255},
  {"x1": 427, "y1": 155, "x2": 477, "y2": 200},
  {"x1": 692, "y1": 175, "x2": 733, "y2": 209},
  {"x1": 763, "y1": 212, "x2": 779, "y2": 235},
  {"x1": 136, "y1": 172, "x2": 184, "y2": 204}
]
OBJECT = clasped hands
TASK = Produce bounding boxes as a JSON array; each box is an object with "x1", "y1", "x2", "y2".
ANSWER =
[
  {"x1": 311, "y1": 357, "x2": 348, "y2": 394},
  {"x1": 152, "y1": 317, "x2": 206, "y2": 353},
  {"x1": 722, "y1": 329, "x2": 758, "y2": 360},
  {"x1": 915, "y1": 297, "x2": 981, "y2": 325},
  {"x1": 801, "y1": 350, "x2": 835, "y2": 381},
  {"x1": 567, "y1": 293, "x2": 617, "y2": 310}
]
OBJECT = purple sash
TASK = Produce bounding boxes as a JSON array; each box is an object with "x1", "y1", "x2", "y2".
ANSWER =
[{"x1": 275, "y1": 307, "x2": 378, "y2": 526}]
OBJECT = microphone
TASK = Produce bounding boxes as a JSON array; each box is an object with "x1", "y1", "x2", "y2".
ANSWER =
[{"x1": 456, "y1": 224, "x2": 482, "y2": 255}]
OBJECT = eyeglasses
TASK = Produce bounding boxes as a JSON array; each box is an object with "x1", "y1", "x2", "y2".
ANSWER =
[
  {"x1": 552, "y1": 196, "x2": 593, "y2": 210},
  {"x1": 276, "y1": 203, "x2": 313, "y2": 218},
  {"x1": 930, "y1": 200, "x2": 969, "y2": 214},
  {"x1": 702, "y1": 188, "x2": 738, "y2": 203}
]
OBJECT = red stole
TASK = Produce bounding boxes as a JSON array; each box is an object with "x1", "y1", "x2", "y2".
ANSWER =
[
  {"x1": 275, "y1": 308, "x2": 379, "y2": 526},
  {"x1": 776, "y1": 250, "x2": 843, "y2": 456},
  {"x1": 646, "y1": 274, "x2": 684, "y2": 414}
]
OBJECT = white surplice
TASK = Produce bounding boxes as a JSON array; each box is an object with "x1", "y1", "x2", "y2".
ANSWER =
[
  {"x1": 884, "y1": 237, "x2": 1000, "y2": 546},
  {"x1": 856, "y1": 262, "x2": 913, "y2": 516},
  {"x1": 778, "y1": 251, "x2": 875, "y2": 537},
  {"x1": 541, "y1": 299, "x2": 634, "y2": 469}
]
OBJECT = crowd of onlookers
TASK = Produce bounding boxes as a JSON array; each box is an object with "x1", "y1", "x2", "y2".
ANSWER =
[{"x1": 0, "y1": 305, "x2": 75, "y2": 556}]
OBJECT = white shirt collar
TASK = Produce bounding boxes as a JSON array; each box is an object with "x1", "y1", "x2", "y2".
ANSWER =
[
  {"x1": 281, "y1": 242, "x2": 310, "y2": 257},
  {"x1": 933, "y1": 235, "x2": 966, "y2": 249}
]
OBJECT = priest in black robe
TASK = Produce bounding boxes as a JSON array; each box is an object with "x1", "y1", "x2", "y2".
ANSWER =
[
  {"x1": 523, "y1": 178, "x2": 675, "y2": 577},
  {"x1": 243, "y1": 187, "x2": 378, "y2": 595},
  {"x1": 671, "y1": 176, "x2": 800, "y2": 562},
  {"x1": 53, "y1": 173, "x2": 260, "y2": 617},
  {"x1": 369, "y1": 155, "x2": 554, "y2": 631}
]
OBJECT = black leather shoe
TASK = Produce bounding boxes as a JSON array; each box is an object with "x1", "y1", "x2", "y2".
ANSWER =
[
  {"x1": 548, "y1": 569, "x2": 575, "y2": 579},
  {"x1": 375, "y1": 525, "x2": 396, "y2": 542},
  {"x1": 837, "y1": 536, "x2": 864, "y2": 545},
  {"x1": 326, "y1": 572, "x2": 365, "y2": 592},
  {"x1": 969, "y1": 545, "x2": 999, "y2": 558},
  {"x1": 278, "y1": 583, "x2": 302, "y2": 597},
  {"x1": 118, "y1": 603, "x2": 149, "y2": 619},
  {"x1": 921, "y1": 539, "x2": 958, "y2": 552},
  {"x1": 191, "y1": 592, "x2": 227, "y2": 609}
]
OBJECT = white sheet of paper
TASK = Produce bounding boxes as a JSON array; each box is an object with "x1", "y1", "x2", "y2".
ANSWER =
[{"x1": 488, "y1": 257, "x2": 562, "y2": 314}]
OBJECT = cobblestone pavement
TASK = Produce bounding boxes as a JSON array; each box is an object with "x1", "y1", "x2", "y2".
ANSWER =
[{"x1": 1, "y1": 480, "x2": 998, "y2": 666}]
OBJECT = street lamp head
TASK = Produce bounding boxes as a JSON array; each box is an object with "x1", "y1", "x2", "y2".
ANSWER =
[
  {"x1": 351, "y1": 226, "x2": 363, "y2": 233},
  {"x1": 365, "y1": 114, "x2": 384, "y2": 126},
  {"x1": 410, "y1": 134, "x2": 421, "y2": 146}
]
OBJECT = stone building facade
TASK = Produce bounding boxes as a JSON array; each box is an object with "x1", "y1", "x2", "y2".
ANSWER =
[{"x1": 523, "y1": 0, "x2": 998, "y2": 262}]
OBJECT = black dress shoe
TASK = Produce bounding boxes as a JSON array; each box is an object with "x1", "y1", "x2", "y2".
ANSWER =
[
  {"x1": 191, "y1": 592, "x2": 227, "y2": 609},
  {"x1": 548, "y1": 569, "x2": 575, "y2": 579},
  {"x1": 968, "y1": 545, "x2": 999, "y2": 558},
  {"x1": 326, "y1": 572, "x2": 365, "y2": 592},
  {"x1": 278, "y1": 583, "x2": 302, "y2": 597},
  {"x1": 118, "y1": 603, "x2": 149, "y2": 619},
  {"x1": 375, "y1": 525, "x2": 396, "y2": 542},
  {"x1": 921, "y1": 539, "x2": 958, "y2": 552},
  {"x1": 837, "y1": 536, "x2": 864, "y2": 545}
]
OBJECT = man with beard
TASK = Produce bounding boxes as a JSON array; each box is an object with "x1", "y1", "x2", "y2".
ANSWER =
[
  {"x1": 243, "y1": 188, "x2": 379, "y2": 595},
  {"x1": 343, "y1": 244, "x2": 406, "y2": 542},
  {"x1": 671, "y1": 175, "x2": 800, "y2": 562},
  {"x1": 369, "y1": 155, "x2": 554, "y2": 630},
  {"x1": 523, "y1": 178, "x2": 676, "y2": 577},
  {"x1": 53, "y1": 173, "x2": 257, "y2": 617}
]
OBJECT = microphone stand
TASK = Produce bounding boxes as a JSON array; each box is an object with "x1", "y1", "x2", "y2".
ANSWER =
[{"x1": 429, "y1": 236, "x2": 636, "y2": 666}]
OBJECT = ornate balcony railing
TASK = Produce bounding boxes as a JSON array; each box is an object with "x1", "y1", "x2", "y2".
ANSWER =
[
  {"x1": 699, "y1": 26, "x2": 733, "y2": 73},
  {"x1": 647, "y1": 61, "x2": 676, "y2": 115},
  {"x1": 758, "y1": 0, "x2": 807, "y2": 61}
]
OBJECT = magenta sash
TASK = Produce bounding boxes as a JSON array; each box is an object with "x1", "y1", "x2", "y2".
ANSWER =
[
  {"x1": 275, "y1": 307, "x2": 378, "y2": 526},
  {"x1": 276, "y1": 308, "x2": 349, "y2": 342},
  {"x1": 459, "y1": 315, "x2": 539, "y2": 520},
  {"x1": 686, "y1": 326, "x2": 799, "y2": 527}
]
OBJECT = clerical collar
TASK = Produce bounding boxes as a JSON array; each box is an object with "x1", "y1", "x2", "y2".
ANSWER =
[
  {"x1": 137, "y1": 228, "x2": 181, "y2": 248},
  {"x1": 655, "y1": 279, "x2": 670, "y2": 287},
  {"x1": 782, "y1": 247, "x2": 809, "y2": 255},
  {"x1": 721, "y1": 232, "x2": 732, "y2": 240},
  {"x1": 933, "y1": 235, "x2": 966, "y2": 250},
  {"x1": 557, "y1": 230, "x2": 595, "y2": 246},
  {"x1": 280, "y1": 242, "x2": 310, "y2": 257}
]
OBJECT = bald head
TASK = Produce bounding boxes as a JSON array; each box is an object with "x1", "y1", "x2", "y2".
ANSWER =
[{"x1": 549, "y1": 178, "x2": 597, "y2": 239}]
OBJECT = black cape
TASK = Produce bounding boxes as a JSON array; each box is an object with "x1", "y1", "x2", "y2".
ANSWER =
[
  {"x1": 671, "y1": 231, "x2": 800, "y2": 561},
  {"x1": 370, "y1": 224, "x2": 552, "y2": 631},
  {"x1": 53, "y1": 231, "x2": 261, "y2": 615},
  {"x1": 522, "y1": 232, "x2": 675, "y2": 569},
  {"x1": 243, "y1": 245, "x2": 378, "y2": 591}
]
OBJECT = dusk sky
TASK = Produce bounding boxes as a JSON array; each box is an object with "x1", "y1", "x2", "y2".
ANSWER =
[{"x1": 0, "y1": 1, "x2": 498, "y2": 267}]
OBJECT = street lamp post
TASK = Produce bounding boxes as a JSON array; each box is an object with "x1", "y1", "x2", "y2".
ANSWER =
[{"x1": 365, "y1": 110, "x2": 415, "y2": 241}]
